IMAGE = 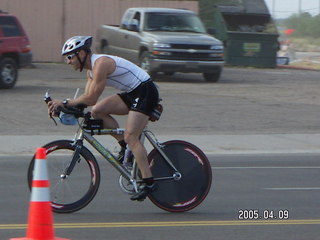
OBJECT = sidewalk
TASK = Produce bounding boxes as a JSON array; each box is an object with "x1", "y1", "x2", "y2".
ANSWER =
[{"x1": 1, "y1": 133, "x2": 320, "y2": 156}]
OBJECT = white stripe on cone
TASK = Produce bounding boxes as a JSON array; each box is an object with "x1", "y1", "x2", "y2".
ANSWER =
[
  {"x1": 33, "y1": 159, "x2": 49, "y2": 180},
  {"x1": 31, "y1": 187, "x2": 51, "y2": 202}
]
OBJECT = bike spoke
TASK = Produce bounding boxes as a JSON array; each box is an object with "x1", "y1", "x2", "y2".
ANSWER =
[{"x1": 28, "y1": 140, "x2": 100, "y2": 213}]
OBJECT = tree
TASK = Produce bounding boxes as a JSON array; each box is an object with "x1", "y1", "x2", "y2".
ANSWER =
[
  {"x1": 284, "y1": 12, "x2": 320, "y2": 38},
  {"x1": 199, "y1": 0, "x2": 240, "y2": 28}
]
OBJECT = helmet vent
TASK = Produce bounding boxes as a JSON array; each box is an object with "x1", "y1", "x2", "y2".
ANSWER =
[{"x1": 61, "y1": 36, "x2": 92, "y2": 56}]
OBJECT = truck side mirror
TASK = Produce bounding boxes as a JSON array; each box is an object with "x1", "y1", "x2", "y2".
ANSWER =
[{"x1": 127, "y1": 19, "x2": 140, "y2": 32}]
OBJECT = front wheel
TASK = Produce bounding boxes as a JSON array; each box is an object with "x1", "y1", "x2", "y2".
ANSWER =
[
  {"x1": 0, "y1": 58, "x2": 18, "y2": 89},
  {"x1": 147, "y1": 140, "x2": 212, "y2": 212},
  {"x1": 27, "y1": 140, "x2": 101, "y2": 213}
]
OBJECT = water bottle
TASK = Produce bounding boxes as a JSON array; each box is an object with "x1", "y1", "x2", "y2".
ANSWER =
[
  {"x1": 123, "y1": 147, "x2": 133, "y2": 169},
  {"x1": 59, "y1": 112, "x2": 77, "y2": 125}
]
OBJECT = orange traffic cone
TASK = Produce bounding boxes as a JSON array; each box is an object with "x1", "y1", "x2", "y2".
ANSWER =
[{"x1": 10, "y1": 148, "x2": 70, "y2": 240}]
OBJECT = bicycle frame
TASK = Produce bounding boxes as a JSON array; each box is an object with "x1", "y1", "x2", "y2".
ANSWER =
[
  {"x1": 69, "y1": 126, "x2": 181, "y2": 190},
  {"x1": 37, "y1": 92, "x2": 211, "y2": 213}
]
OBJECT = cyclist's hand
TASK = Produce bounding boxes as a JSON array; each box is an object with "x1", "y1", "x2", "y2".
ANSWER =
[{"x1": 48, "y1": 100, "x2": 63, "y2": 117}]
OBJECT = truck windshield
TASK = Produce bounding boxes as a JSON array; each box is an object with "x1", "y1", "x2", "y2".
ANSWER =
[{"x1": 144, "y1": 12, "x2": 206, "y2": 33}]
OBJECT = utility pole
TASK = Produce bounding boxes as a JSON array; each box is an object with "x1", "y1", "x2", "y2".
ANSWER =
[
  {"x1": 272, "y1": 0, "x2": 276, "y2": 17},
  {"x1": 298, "y1": 0, "x2": 302, "y2": 15}
]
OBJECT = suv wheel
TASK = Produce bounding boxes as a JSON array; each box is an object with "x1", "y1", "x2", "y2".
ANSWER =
[{"x1": 0, "y1": 58, "x2": 18, "y2": 89}]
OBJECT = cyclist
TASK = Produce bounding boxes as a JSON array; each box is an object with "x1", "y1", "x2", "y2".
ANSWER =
[{"x1": 48, "y1": 36, "x2": 159, "y2": 201}]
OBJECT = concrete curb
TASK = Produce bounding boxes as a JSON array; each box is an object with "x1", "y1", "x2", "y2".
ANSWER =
[{"x1": 1, "y1": 133, "x2": 320, "y2": 156}]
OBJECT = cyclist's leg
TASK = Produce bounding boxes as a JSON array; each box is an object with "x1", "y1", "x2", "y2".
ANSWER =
[
  {"x1": 91, "y1": 94, "x2": 129, "y2": 142},
  {"x1": 125, "y1": 110, "x2": 157, "y2": 201},
  {"x1": 124, "y1": 111, "x2": 151, "y2": 178}
]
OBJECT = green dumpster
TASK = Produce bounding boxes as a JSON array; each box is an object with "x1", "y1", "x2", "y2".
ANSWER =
[{"x1": 213, "y1": 5, "x2": 279, "y2": 68}]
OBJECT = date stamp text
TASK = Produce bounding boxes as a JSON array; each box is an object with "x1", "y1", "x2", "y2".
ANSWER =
[{"x1": 238, "y1": 209, "x2": 289, "y2": 220}]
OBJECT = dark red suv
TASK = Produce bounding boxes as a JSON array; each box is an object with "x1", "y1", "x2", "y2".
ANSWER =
[{"x1": 0, "y1": 10, "x2": 32, "y2": 89}]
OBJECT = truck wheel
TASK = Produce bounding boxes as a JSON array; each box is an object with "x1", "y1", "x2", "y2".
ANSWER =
[
  {"x1": 140, "y1": 51, "x2": 156, "y2": 79},
  {"x1": 203, "y1": 71, "x2": 221, "y2": 83},
  {"x1": 0, "y1": 58, "x2": 18, "y2": 89}
]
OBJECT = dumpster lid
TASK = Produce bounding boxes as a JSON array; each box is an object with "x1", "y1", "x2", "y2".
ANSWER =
[{"x1": 216, "y1": 0, "x2": 270, "y2": 16}]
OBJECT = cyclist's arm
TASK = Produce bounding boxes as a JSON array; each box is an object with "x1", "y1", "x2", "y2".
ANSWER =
[
  {"x1": 83, "y1": 71, "x2": 93, "y2": 95},
  {"x1": 66, "y1": 57, "x2": 115, "y2": 107}
]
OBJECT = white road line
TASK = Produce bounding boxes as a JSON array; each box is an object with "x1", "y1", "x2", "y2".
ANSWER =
[
  {"x1": 265, "y1": 188, "x2": 320, "y2": 190},
  {"x1": 213, "y1": 166, "x2": 320, "y2": 169}
]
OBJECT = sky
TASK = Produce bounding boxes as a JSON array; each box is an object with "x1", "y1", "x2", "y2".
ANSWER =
[{"x1": 264, "y1": 0, "x2": 320, "y2": 19}]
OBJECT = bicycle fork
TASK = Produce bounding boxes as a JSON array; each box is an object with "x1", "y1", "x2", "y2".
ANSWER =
[{"x1": 60, "y1": 139, "x2": 83, "y2": 179}]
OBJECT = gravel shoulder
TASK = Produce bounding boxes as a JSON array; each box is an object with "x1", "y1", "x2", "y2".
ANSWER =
[{"x1": 1, "y1": 63, "x2": 320, "y2": 136}]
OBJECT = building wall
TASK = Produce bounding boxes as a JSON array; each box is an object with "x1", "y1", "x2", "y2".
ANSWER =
[{"x1": 0, "y1": 0, "x2": 198, "y2": 62}]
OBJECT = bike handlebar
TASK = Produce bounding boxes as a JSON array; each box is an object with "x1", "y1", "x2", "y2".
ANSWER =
[{"x1": 57, "y1": 104, "x2": 88, "y2": 118}]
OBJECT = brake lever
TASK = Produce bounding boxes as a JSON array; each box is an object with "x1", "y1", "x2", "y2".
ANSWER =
[
  {"x1": 44, "y1": 90, "x2": 58, "y2": 126},
  {"x1": 50, "y1": 115, "x2": 58, "y2": 126}
]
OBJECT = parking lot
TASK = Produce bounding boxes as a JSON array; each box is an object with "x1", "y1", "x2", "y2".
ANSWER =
[{"x1": 1, "y1": 63, "x2": 320, "y2": 136}]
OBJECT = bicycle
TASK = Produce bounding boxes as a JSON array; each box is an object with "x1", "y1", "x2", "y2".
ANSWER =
[{"x1": 27, "y1": 91, "x2": 212, "y2": 213}]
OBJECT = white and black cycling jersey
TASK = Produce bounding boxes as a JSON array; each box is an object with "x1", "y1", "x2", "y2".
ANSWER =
[{"x1": 89, "y1": 54, "x2": 150, "y2": 92}]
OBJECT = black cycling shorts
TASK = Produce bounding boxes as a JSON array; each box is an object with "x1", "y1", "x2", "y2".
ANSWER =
[{"x1": 118, "y1": 80, "x2": 159, "y2": 116}]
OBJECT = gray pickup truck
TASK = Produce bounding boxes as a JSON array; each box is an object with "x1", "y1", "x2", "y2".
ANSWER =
[{"x1": 96, "y1": 7, "x2": 224, "y2": 82}]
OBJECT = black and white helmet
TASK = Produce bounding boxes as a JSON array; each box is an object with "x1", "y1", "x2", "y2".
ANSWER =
[{"x1": 61, "y1": 36, "x2": 92, "y2": 56}]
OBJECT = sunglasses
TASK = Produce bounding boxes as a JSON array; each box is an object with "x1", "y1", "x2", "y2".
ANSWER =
[{"x1": 65, "y1": 53, "x2": 77, "y2": 61}]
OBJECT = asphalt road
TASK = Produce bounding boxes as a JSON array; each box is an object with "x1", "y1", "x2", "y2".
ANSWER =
[
  {"x1": 1, "y1": 64, "x2": 320, "y2": 239},
  {"x1": 0, "y1": 154, "x2": 320, "y2": 240}
]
